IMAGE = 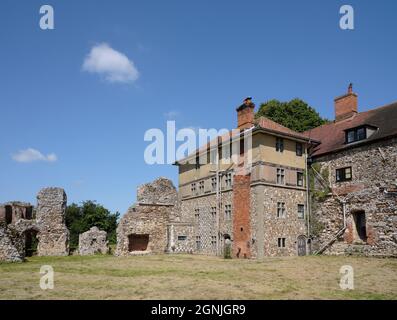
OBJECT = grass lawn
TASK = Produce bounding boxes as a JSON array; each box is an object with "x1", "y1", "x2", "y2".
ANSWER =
[{"x1": 0, "y1": 254, "x2": 396, "y2": 300}]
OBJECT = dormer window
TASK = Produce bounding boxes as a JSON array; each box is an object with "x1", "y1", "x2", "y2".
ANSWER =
[{"x1": 345, "y1": 125, "x2": 377, "y2": 144}]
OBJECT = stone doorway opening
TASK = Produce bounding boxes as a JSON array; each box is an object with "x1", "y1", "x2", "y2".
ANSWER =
[
  {"x1": 352, "y1": 210, "x2": 367, "y2": 243},
  {"x1": 297, "y1": 235, "x2": 306, "y2": 256},
  {"x1": 24, "y1": 229, "x2": 39, "y2": 257},
  {"x1": 128, "y1": 234, "x2": 149, "y2": 251},
  {"x1": 5, "y1": 205, "x2": 12, "y2": 224}
]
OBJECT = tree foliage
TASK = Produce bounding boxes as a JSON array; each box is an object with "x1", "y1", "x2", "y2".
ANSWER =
[
  {"x1": 255, "y1": 98, "x2": 329, "y2": 132},
  {"x1": 65, "y1": 201, "x2": 119, "y2": 250}
]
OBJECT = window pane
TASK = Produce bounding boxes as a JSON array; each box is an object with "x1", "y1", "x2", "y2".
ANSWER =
[
  {"x1": 347, "y1": 130, "x2": 355, "y2": 143},
  {"x1": 345, "y1": 167, "x2": 352, "y2": 179},
  {"x1": 336, "y1": 169, "x2": 341, "y2": 181},
  {"x1": 296, "y1": 143, "x2": 303, "y2": 156},
  {"x1": 357, "y1": 128, "x2": 366, "y2": 140}
]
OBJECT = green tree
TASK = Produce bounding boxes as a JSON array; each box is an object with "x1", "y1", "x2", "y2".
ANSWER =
[
  {"x1": 65, "y1": 201, "x2": 120, "y2": 251},
  {"x1": 255, "y1": 98, "x2": 329, "y2": 132}
]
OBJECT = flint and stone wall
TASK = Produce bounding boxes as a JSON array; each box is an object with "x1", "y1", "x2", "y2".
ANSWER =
[
  {"x1": 312, "y1": 137, "x2": 397, "y2": 257},
  {"x1": 0, "y1": 188, "x2": 69, "y2": 262},
  {"x1": 250, "y1": 184, "x2": 307, "y2": 257},
  {"x1": 79, "y1": 226, "x2": 109, "y2": 255},
  {"x1": 116, "y1": 177, "x2": 194, "y2": 256}
]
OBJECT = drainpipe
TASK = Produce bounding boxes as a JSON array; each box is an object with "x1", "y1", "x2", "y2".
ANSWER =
[{"x1": 305, "y1": 149, "x2": 310, "y2": 239}]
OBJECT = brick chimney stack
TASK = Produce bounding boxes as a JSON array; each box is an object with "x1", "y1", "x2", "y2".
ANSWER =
[
  {"x1": 236, "y1": 97, "x2": 255, "y2": 129},
  {"x1": 334, "y1": 83, "x2": 358, "y2": 121}
]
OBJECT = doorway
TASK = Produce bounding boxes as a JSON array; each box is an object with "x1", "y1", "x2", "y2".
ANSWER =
[
  {"x1": 24, "y1": 229, "x2": 39, "y2": 257},
  {"x1": 5, "y1": 205, "x2": 12, "y2": 224},
  {"x1": 353, "y1": 210, "x2": 367, "y2": 242},
  {"x1": 297, "y1": 235, "x2": 306, "y2": 256},
  {"x1": 128, "y1": 234, "x2": 149, "y2": 251}
]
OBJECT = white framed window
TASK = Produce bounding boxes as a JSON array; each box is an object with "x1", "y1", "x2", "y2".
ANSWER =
[
  {"x1": 276, "y1": 138, "x2": 284, "y2": 152},
  {"x1": 277, "y1": 202, "x2": 286, "y2": 218},
  {"x1": 298, "y1": 204, "x2": 305, "y2": 219},
  {"x1": 225, "y1": 204, "x2": 232, "y2": 220},
  {"x1": 225, "y1": 172, "x2": 233, "y2": 188},
  {"x1": 277, "y1": 168, "x2": 285, "y2": 185},
  {"x1": 199, "y1": 181, "x2": 204, "y2": 193},
  {"x1": 211, "y1": 236, "x2": 217, "y2": 249},
  {"x1": 211, "y1": 177, "x2": 217, "y2": 191},
  {"x1": 194, "y1": 208, "x2": 200, "y2": 222},
  {"x1": 191, "y1": 183, "x2": 196, "y2": 194},
  {"x1": 297, "y1": 172, "x2": 304, "y2": 187}
]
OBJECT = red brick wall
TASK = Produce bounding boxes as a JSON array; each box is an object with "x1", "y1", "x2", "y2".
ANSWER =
[
  {"x1": 232, "y1": 174, "x2": 252, "y2": 258},
  {"x1": 237, "y1": 106, "x2": 254, "y2": 129},
  {"x1": 334, "y1": 93, "x2": 357, "y2": 121}
]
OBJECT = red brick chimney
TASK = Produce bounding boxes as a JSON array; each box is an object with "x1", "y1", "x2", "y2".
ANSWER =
[
  {"x1": 334, "y1": 83, "x2": 358, "y2": 121},
  {"x1": 236, "y1": 97, "x2": 255, "y2": 129}
]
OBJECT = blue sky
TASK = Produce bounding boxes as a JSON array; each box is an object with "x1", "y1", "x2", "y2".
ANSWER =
[{"x1": 1, "y1": 0, "x2": 396, "y2": 215}]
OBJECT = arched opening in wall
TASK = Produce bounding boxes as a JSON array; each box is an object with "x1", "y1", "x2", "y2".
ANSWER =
[
  {"x1": 24, "y1": 229, "x2": 39, "y2": 257},
  {"x1": 5, "y1": 205, "x2": 12, "y2": 224},
  {"x1": 352, "y1": 210, "x2": 367, "y2": 243},
  {"x1": 128, "y1": 234, "x2": 149, "y2": 252}
]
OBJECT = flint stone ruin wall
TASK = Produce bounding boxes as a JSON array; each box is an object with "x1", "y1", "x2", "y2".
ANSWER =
[
  {"x1": 79, "y1": 226, "x2": 109, "y2": 255},
  {"x1": 116, "y1": 177, "x2": 185, "y2": 256},
  {"x1": 0, "y1": 187, "x2": 69, "y2": 262}
]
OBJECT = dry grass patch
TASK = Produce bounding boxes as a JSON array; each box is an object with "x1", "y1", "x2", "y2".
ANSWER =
[{"x1": 0, "y1": 254, "x2": 396, "y2": 300}]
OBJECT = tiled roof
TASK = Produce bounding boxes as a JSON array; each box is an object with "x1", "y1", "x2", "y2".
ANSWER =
[
  {"x1": 304, "y1": 101, "x2": 397, "y2": 157},
  {"x1": 175, "y1": 116, "x2": 313, "y2": 164},
  {"x1": 255, "y1": 116, "x2": 312, "y2": 141}
]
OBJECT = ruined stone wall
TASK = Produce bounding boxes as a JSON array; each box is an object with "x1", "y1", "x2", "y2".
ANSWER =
[
  {"x1": 116, "y1": 205, "x2": 171, "y2": 255},
  {"x1": 312, "y1": 137, "x2": 397, "y2": 257},
  {"x1": 116, "y1": 178, "x2": 180, "y2": 256},
  {"x1": 0, "y1": 223, "x2": 24, "y2": 262},
  {"x1": 137, "y1": 177, "x2": 178, "y2": 205},
  {"x1": 79, "y1": 226, "x2": 109, "y2": 255},
  {"x1": 35, "y1": 188, "x2": 69, "y2": 256},
  {"x1": 0, "y1": 187, "x2": 69, "y2": 262},
  {"x1": 250, "y1": 184, "x2": 307, "y2": 257}
]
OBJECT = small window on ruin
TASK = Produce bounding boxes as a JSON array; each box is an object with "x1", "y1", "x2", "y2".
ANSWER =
[
  {"x1": 277, "y1": 238, "x2": 286, "y2": 248},
  {"x1": 178, "y1": 235, "x2": 187, "y2": 241}
]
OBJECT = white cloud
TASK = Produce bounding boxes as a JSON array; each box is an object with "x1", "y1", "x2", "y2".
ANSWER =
[
  {"x1": 82, "y1": 43, "x2": 139, "y2": 83},
  {"x1": 12, "y1": 148, "x2": 57, "y2": 163}
]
